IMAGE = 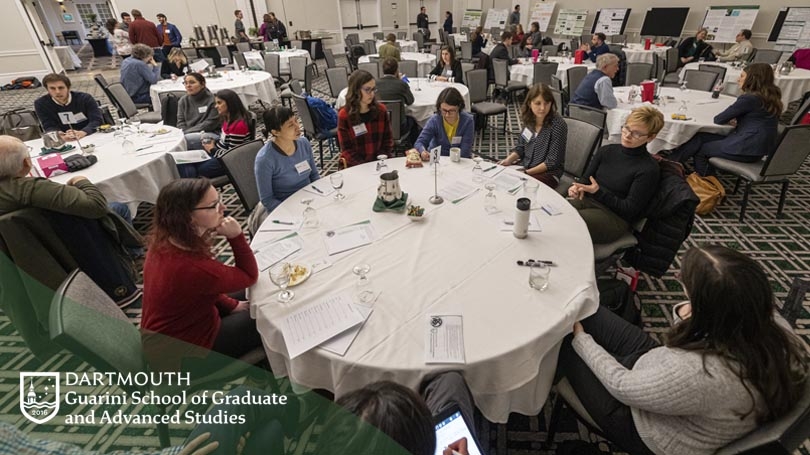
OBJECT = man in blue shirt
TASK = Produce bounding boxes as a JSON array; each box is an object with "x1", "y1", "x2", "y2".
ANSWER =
[
  {"x1": 156, "y1": 14, "x2": 182, "y2": 59},
  {"x1": 570, "y1": 53, "x2": 619, "y2": 110},
  {"x1": 34, "y1": 73, "x2": 102, "y2": 140},
  {"x1": 580, "y1": 32, "x2": 610, "y2": 63},
  {"x1": 120, "y1": 44, "x2": 161, "y2": 104}
]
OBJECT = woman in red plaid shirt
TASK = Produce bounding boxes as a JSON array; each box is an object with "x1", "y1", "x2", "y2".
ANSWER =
[{"x1": 337, "y1": 70, "x2": 394, "y2": 168}]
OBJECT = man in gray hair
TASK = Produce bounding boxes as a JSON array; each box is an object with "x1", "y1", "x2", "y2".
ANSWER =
[
  {"x1": 570, "y1": 53, "x2": 619, "y2": 109},
  {"x1": 119, "y1": 43, "x2": 161, "y2": 104}
]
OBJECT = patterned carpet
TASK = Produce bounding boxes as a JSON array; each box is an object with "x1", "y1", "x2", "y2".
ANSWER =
[{"x1": 0, "y1": 51, "x2": 808, "y2": 454}]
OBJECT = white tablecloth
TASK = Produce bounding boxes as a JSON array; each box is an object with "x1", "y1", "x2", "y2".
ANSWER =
[
  {"x1": 606, "y1": 87, "x2": 736, "y2": 153},
  {"x1": 26, "y1": 125, "x2": 184, "y2": 211},
  {"x1": 376, "y1": 39, "x2": 417, "y2": 53},
  {"x1": 53, "y1": 46, "x2": 81, "y2": 71},
  {"x1": 360, "y1": 52, "x2": 437, "y2": 77},
  {"x1": 679, "y1": 62, "x2": 810, "y2": 105},
  {"x1": 149, "y1": 71, "x2": 278, "y2": 111},
  {"x1": 622, "y1": 45, "x2": 670, "y2": 65},
  {"x1": 335, "y1": 78, "x2": 471, "y2": 127},
  {"x1": 269, "y1": 48, "x2": 311, "y2": 74},
  {"x1": 250, "y1": 157, "x2": 599, "y2": 423},
  {"x1": 510, "y1": 56, "x2": 596, "y2": 87}
]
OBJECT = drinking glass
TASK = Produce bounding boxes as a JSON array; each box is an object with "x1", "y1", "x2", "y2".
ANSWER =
[
  {"x1": 529, "y1": 263, "x2": 551, "y2": 291},
  {"x1": 301, "y1": 198, "x2": 318, "y2": 228},
  {"x1": 523, "y1": 179, "x2": 539, "y2": 205},
  {"x1": 471, "y1": 157, "x2": 484, "y2": 184},
  {"x1": 679, "y1": 80, "x2": 688, "y2": 92},
  {"x1": 678, "y1": 100, "x2": 688, "y2": 114},
  {"x1": 130, "y1": 118, "x2": 142, "y2": 136},
  {"x1": 352, "y1": 263, "x2": 375, "y2": 303},
  {"x1": 376, "y1": 154, "x2": 388, "y2": 173},
  {"x1": 330, "y1": 173, "x2": 345, "y2": 200},
  {"x1": 483, "y1": 183, "x2": 497, "y2": 213},
  {"x1": 121, "y1": 135, "x2": 135, "y2": 155},
  {"x1": 269, "y1": 262, "x2": 295, "y2": 303}
]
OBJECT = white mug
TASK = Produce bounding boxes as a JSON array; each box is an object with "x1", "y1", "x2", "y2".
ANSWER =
[{"x1": 449, "y1": 147, "x2": 461, "y2": 162}]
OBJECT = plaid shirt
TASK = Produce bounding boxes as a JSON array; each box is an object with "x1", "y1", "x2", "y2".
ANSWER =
[{"x1": 337, "y1": 104, "x2": 393, "y2": 168}]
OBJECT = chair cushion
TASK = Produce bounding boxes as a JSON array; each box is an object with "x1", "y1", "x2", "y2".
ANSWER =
[
  {"x1": 133, "y1": 112, "x2": 163, "y2": 124},
  {"x1": 472, "y1": 102, "x2": 507, "y2": 115},
  {"x1": 593, "y1": 231, "x2": 638, "y2": 261},
  {"x1": 708, "y1": 157, "x2": 767, "y2": 182},
  {"x1": 507, "y1": 81, "x2": 528, "y2": 91},
  {"x1": 557, "y1": 378, "x2": 603, "y2": 432},
  {"x1": 280, "y1": 89, "x2": 293, "y2": 98}
]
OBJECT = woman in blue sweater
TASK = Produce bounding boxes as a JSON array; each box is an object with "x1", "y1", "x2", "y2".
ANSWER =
[
  {"x1": 668, "y1": 63, "x2": 782, "y2": 176},
  {"x1": 255, "y1": 106, "x2": 320, "y2": 213},
  {"x1": 409, "y1": 87, "x2": 474, "y2": 160}
]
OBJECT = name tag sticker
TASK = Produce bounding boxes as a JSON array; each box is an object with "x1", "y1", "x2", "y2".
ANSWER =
[
  {"x1": 198, "y1": 106, "x2": 208, "y2": 114},
  {"x1": 352, "y1": 123, "x2": 368, "y2": 136},
  {"x1": 451, "y1": 136, "x2": 462, "y2": 145},
  {"x1": 445, "y1": 69, "x2": 453, "y2": 77},
  {"x1": 294, "y1": 160, "x2": 311, "y2": 174},
  {"x1": 521, "y1": 127, "x2": 533, "y2": 141}
]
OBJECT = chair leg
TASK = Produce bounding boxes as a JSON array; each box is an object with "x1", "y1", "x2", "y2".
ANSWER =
[
  {"x1": 777, "y1": 181, "x2": 789, "y2": 217},
  {"x1": 739, "y1": 181, "x2": 752, "y2": 222},
  {"x1": 317, "y1": 139, "x2": 324, "y2": 168},
  {"x1": 732, "y1": 177, "x2": 741, "y2": 195},
  {"x1": 545, "y1": 393, "x2": 565, "y2": 447}
]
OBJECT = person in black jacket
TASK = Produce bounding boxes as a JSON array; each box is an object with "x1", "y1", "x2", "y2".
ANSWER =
[
  {"x1": 678, "y1": 28, "x2": 712, "y2": 67},
  {"x1": 161, "y1": 47, "x2": 189, "y2": 79},
  {"x1": 429, "y1": 45, "x2": 465, "y2": 85},
  {"x1": 34, "y1": 73, "x2": 102, "y2": 141},
  {"x1": 489, "y1": 31, "x2": 519, "y2": 65}
]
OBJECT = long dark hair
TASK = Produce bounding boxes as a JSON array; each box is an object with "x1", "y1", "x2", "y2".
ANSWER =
[
  {"x1": 215, "y1": 89, "x2": 249, "y2": 125},
  {"x1": 149, "y1": 178, "x2": 214, "y2": 255},
  {"x1": 741, "y1": 63, "x2": 783, "y2": 117},
  {"x1": 345, "y1": 70, "x2": 379, "y2": 125},
  {"x1": 105, "y1": 18, "x2": 118, "y2": 34},
  {"x1": 520, "y1": 84, "x2": 557, "y2": 128},
  {"x1": 439, "y1": 45, "x2": 457, "y2": 68},
  {"x1": 667, "y1": 245, "x2": 809, "y2": 424}
]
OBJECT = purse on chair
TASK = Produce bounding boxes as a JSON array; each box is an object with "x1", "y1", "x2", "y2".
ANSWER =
[{"x1": 686, "y1": 173, "x2": 725, "y2": 215}]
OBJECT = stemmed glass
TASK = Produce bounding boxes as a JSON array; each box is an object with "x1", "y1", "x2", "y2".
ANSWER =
[
  {"x1": 269, "y1": 262, "x2": 295, "y2": 303},
  {"x1": 301, "y1": 198, "x2": 318, "y2": 228},
  {"x1": 376, "y1": 154, "x2": 388, "y2": 173},
  {"x1": 483, "y1": 183, "x2": 498, "y2": 213},
  {"x1": 330, "y1": 173, "x2": 345, "y2": 200},
  {"x1": 678, "y1": 100, "x2": 688, "y2": 114},
  {"x1": 130, "y1": 118, "x2": 142, "y2": 136},
  {"x1": 679, "y1": 80, "x2": 688, "y2": 92},
  {"x1": 352, "y1": 263, "x2": 375, "y2": 304},
  {"x1": 471, "y1": 157, "x2": 484, "y2": 184}
]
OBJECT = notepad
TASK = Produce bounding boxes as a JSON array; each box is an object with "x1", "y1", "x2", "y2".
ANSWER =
[{"x1": 169, "y1": 150, "x2": 210, "y2": 163}]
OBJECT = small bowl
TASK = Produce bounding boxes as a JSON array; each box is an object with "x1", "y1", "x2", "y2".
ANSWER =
[
  {"x1": 81, "y1": 144, "x2": 96, "y2": 154},
  {"x1": 408, "y1": 214, "x2": 426, "y2": 222}
]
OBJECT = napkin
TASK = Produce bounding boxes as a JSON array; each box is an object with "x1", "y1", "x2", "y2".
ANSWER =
[{"x1": 372, "y1": 192, "x2": 408, "y2": 212}]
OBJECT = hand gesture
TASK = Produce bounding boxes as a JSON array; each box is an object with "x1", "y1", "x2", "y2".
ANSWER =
[
  {"x1": 66, "y1": 175, "x2": 89, "y2": 186},
  {"x1": 420, "y1": 151, "x2": 431, "y2": 161},
  {"x1": 202, "y1": 140, "x2": 216, "y2": 153},
  {"x1": 442, "y1": 437, "x2": 469, "y2": 455},
  {"x1": 567, "y1": 184, "x2": 582, "y2": 200},
  {"x1": 572, "y1": 177, "x2": 599, "y2": 196},
  {"x1": 215, "y1": 216, "x2": 242, "y2": 239},
  {"x1": 179, "y1": 432, "x2": 219, "y2": 455},
  {"x1": 232, "y1": 301, "x2": 250, "y2": 313},
  {"x1": 573, "y1": 321, "x2": 585, "y2": 335}
]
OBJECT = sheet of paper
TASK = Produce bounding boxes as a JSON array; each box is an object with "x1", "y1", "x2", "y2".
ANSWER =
[
  {"x1": 438, "y1": 180, "x2": 478, "y2": 203},
  {"x1": 280, "y1": 292, "x2": 366, "y2": 359},
  {"x1": 253, "y1": 232, "x2": 303, "y2": 271},
  {"x1": 169, "y1": 150, "x2": 210, "y2": 164},
  {"x1": 189, "y1": 59, "x2": 209, "y2": 72},
  {"x1": 258, "y1": 217, "x2": 303, "y2": 232},
  {"x1": 319, "y1": 304, "x2": 373, "y2": 356},
  {"x1": 500, "y1": 214, "x2": 541, "y2": 231},
  {"x1": 425, "y1": 315, "x2": 465, "y2": 364},
  {"x1": 302, "y1": 179, "x2": 336, "y2": 196},
  {"x1": 322, "y1": 220, "x2": 375, "y2": 256},
  {"x1": 491, "y1": 172, "x2": 525, "y2": 193}
]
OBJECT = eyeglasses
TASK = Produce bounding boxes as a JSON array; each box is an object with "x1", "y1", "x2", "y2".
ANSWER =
[
  {"x1": 621, "y1": 125, "x2": 649, "y2": 140},
  {"x1": 440, "y1": 108, "x2": 459, "y2": 116},
  {"x1": 361, "y1": 86, "x2": 378, "y2": 94},
  {"x1": 193, "y1": 196, "x2": 222, "y2": 211}
]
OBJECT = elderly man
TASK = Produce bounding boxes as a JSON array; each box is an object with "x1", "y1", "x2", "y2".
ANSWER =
[
  {"x1": 716, "y1": 29, "x2": 753, "y2": 62},
  {"x1": 120, "y1": 43, "x2": 161, "y2": 104},
  {"x1": 571, "y1": 53, "x2": 619, "y2": 110},
  {"x1": 34, "y1": 73, "x2": 102, "y2": 141},
  {"x1": 581, "y1": 33, "x2": 610, "y2": 63},
  {"x1": 378, "y1": 34, "x2": 401, "y2": 61}
]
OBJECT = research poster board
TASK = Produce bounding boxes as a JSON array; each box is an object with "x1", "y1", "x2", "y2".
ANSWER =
[
  {"x1": 461, "y1": 9, "x2": 483, "y2": 29},
  {"x1": 769, "y1": 7, "x2": 810, "y2": 51},
  {"x1": 554, "y1": 9, "x2": 589, "y2": 36},
  {"x1": 702, "y1": 6, "x2": 759, "y2": 43},
  {"x1": 484, "y1": 8, "x2": 509, "y2": 32},
  {"x1": 592, "y1": 8, "x2": 630, "y2": 35},
  {"x1": 640, "y1": 7, "x2": 690, "y2": 38},
  {"x1": 529, "y1": 1, "x2": 556, "y2": 33}
]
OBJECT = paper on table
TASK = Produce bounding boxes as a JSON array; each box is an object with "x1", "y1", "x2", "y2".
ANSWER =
[
  {"x1": 425, "y1": 315, "x2": 465, "y2": 364},
  {"x1": 500, "y1": 214, "x2": 541, "y2": 231},
  {"x1": 258, "y1": 217, "x2": 303, "y2": 232},
  {"x1": 438, "y1": 180, "x2": 478, "y2": 203},
  {"x1": 302, "y1": 179, "x2": 336, "y2": 196},
  {"x1": 483, "y1": 164, "x2": 507, "y2": 177},
  {"x1": 169, "y1": 150, "x2": 211, "y2": 164},
  {"x1": 491, "y1": 172, "x2": 525, "y2": 194},
  {"x1": 134, "y1": 147, "x2": 167, "y2": 156},
  {"x1": 319, "y1": 304, "x2": 373, "y2": 356},
  {"x1": 189, "y1": 59, "x2": 209, "y2": 72},
  {"x1": 280, "y1": 292, "x2": 366, "y2": 359},
  {"x1": 253, "y1": 232, "x2": 303, "y2": 271},
  {"x1": 322, "y1": 220, "x2": 375, "y2": 256}
]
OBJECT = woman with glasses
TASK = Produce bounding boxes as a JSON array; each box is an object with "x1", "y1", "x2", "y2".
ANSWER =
[
  {"x1": 568, "y1": 106, "x2": 662, "y2": 243},
  {"x1": 666, "y1": 63, "x2": 782, "y2": 176},
  {"x1": 177, "y1": 72, "x2": 221, "y2": 150},
  {"x1": 557, "y1": 245, "x2": 809, "y2": 455},
  {"x1": 178, "y1": 88, "x2": 251, "y2": 178},
  {"x1": 499, "y1": 84, "x2": 567, "y2": 188},
  {"x1": 141, "y1": 178, "x2": 261, "y2": 369},
  {"x1": 429, "y1": 45, "x2": 464, "y2": 86},
  {"x1": 409, "y1": 87, "x2": 474, "y2": 161},
  {"x1": 337, "y1": 70, "x2": 393, "y2": 168}
]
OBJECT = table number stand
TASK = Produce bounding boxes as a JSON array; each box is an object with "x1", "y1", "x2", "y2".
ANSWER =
[{"x1": 428, "y1": 146, "x2": 443, "y2": 204}]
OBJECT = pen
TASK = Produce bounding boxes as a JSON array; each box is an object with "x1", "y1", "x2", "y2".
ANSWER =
[
  {"x1": 271, "y1": 220, "x2": 294, "y2": 225},
  {"x1": 311, "y1": 185, "x2": 324, "y2": 194},
  {"x1": 134, "y1": 145, "x2": 152, "y2": 152},
  {"x1": 482, "y1": 165, "x2": 497, "y2": 172},
  {"x1": 517, "y1": 260, "x2": 557, "y2": 267}
]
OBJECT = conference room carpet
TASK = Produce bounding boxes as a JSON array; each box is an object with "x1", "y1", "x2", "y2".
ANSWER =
[{"x1": 0, "y1": 53, "x2": 808, "y2": 454}]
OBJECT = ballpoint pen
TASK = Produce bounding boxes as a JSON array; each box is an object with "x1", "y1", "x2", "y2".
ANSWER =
[
  {"x1": 271, "y1": 220, "x2": 294, "y2": 225},
  {"x1": 482, "y1": 165, "x2": 497, "y2": 172},
  {"x1": 517, "y1": 259, "x2": 557, "y2": 267},
  {"x1": 134, "y1": 145, "x2": 152, "y2": 152},
  {"x1": 311, "y1": 185, "x2": 324, "y2": 194}
]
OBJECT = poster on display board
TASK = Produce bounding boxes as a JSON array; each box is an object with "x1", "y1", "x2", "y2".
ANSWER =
[
  {"x1": 769, "y1": 7, "x2": 810, "y2": 51},
  {"x1": 529, "y1": 1, "x2": 556, "y2": 33},
  {"x1": 483, "y1": 9, "x2": 509, "y2": 32},
  {"x1": 702, "y1": 6, "x2": 759, "y2": 43},
  {"x1": 592, "y1": 8, "x2": 630, "y2": 35},
  {"x1": 462, "y1": 10, "x2": 483, "y2": 29},
  {"x1": 554, "y1": 9, "x2": 588, "y2": 36}
]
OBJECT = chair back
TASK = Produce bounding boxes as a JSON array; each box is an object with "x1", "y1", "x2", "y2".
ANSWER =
[
  {"x1": 399, "y1": 60, "x2": 418, "y2": 79},
  {"x1": 610, "y1": 34, "x2": 627, "y2": 45},
  {"x1": 326, "y1": 67, "x2": 349, "y2": 98},
  {"x1": 570, "y1": 38, "x2": 579, "y2": 52},
  {"x1": 289, "y1": 80, "x2": 303, "y2": 97},
  {"x1": 216, "y1": 45, "x2": 231, "y2": 65},
  {"x1": 541, "y1": 45, "x2": 558, "y2": 56},
  {"x1": 664, "y1": 47, "x2": 680, "y2": 73},
  {"x1": 461, "y1": 62, "x2": 474, "y2": 85},
  {"x1": 413, "y1": 32, "x2": 425, "y2": 49},
  {"x1": 397, "y1": 31, "x2": 407, "y2": 40},
  {"x1": 625, "y1": 62, "x2": 653, "y2": 86},
  {"x1": 751, "y1": 49, "x2": 782, "y2": 64},
  {"x1": 291, "y1": 94, "x2": 318, "y2": 137},
  {"x1": 324, "y1": 48, "x2": 338, "y2": 68},
  {"x1": 568, "y1": 103, "x2": 607, "y2": 131},
  {"x1": 461, "y1": 41, "x2": 473, "y2": 60},
  {"x1": 683, "y1": 69, "x2": 718, "y2": 91},
  {"x1": 289, "y1": 56, "x2": 308, "y2": 81},
  {"x1": 567, "y1": 66, "x2": 588, "y2": 97},
  {"x1": 549, "y1": 87, "x2": 563, "y2": 115},
  {"x1": 49, "y1": 270, "x2": 145, "y2": 390},
  {"x1": 446, "y1": 35, "x2": 456, "y2": 51},
  {"x1": 346, "y1": 33, "x2": 360, "y2": 46},
  {"x1": 158, "y1": 91, "x2": 184, "y2": 127},
  {"x1": 233, "y1": 51, "x2": 247, "y2": 69},
  {"x1": 698, "y1": 64, "x2": 727, "y2": 84},
  {"x1": 236, "y1": 42, "x2": 251, "y2": 53},
  {"x1": 509, "y1": 45, "x2": 522, "y2": 59},
  {"x1": 760, "y1": 125, "x2": 810, "y2": 179},
  {"x1": 105, "y1": 82, "x2": 138, "y2": 118},
  {"x1": 559, "y1": 117, "x2": 602, "y2": 191},
  {"x1": 373, "y1": 32, "x2": 384, "y2": 41},
  {"x1": 790, "y1": 96, "x2": 810, "y2": 126},
  {"x1": 492, "y1": 58, "x2": 509, "y2": 88},
  {"x1": 264, "y1": 52, "x2": 281, "y2": 77},
  {"x1": 652, "y1": 52, "x2": 665, "y2": 79},
  {"x1": 466, "y1": 69, "x2": 489, "y2": 103},
  {"x1": 219, "y1": 139, "x2": 264, "y2": 212},
  {"x1": 549, "y1": 74, "x2": 563, "y2": 91},
  {"x1": 381, "y1": 100, "x2": 403, "y2": 140},
  {"x1": 304, "y1": 63, "x2": 316, "y2": 94},
  {"x1": 533, "y1": 61, "x2": 559, "y2": 86},
  {"x1": 358, "y1": 61, "x2": 380, "y2": 78},
  {"x1": 364, "y1": 39, "x2": 377, "y2": 55},
  {"x1": 182, "y1": 48, "x2": 199, "y2": 60},
  {"x1": 94, "y1": 73, "x2": 109, "y2": 89}
]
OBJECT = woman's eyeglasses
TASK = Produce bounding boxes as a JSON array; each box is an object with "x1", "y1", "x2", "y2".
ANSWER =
[
  {"x1": 193, "y1": 196, "x2": 222, "y2": 211},
  {"x1": 440, "y1": 108, "x2": 459, "y2": 116},
  {"x1": 361, "y1": 86, "x2": 378, "y2": 94},
  {"x1": 621, "y1": 125, "x2": 649, "y2": 140}
]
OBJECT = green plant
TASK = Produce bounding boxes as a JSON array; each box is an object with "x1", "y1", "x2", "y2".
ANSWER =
[
  {"x1": 248, "y1": 26, "x2": 258, "y2": 37},
  {"x1": 88, "y1": 13, "x2": 97, "y2": 23}
]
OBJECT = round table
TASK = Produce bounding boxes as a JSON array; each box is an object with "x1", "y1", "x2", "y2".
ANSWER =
[
  {"x1": 622, "y1": 45, "x2": 670, "y2": 65},
  {"x1": 269, "y1": 48, "x2": 312, "y2": 73},
  {"x1": 360, "y1": 52, "x2": 437, "y2": 77},
  {"x1": 149, "y1": 70, "x2": 278, "y2": 111},
  {"x1": 679, "y1": 62, "x2": 810, "y2": 105},
  {"x1": 510, "y1": 56, "x2": 596, "y2": 87},
  {"x1": 26, "y1": 125, "x2": 185, "y2": 213},
  {"x1": 606, "y1": 86, "x2": 736, "y2": 153},
  {"x1": 376, "y1": 39, "x2": 418, "y2": 53},
  {"x1": 334, "y1": 78, "x2": 471, "y2": 127},
  {"x1": 249, "y1": 157, "x2": 599, "y2": 423}
]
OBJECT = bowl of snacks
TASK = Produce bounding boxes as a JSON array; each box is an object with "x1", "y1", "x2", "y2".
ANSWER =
[
  {"x1": 407, "y1": 204, "x2": 426, "y2": 222},
  {"x1": 81, "y1": 144, "x2": 96, "y2": 154},
  {"x1": 97, "y1": 124, "x2": 113, "y2": 133}
]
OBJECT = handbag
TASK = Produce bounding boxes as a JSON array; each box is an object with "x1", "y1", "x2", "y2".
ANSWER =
[
  {"x1": 686, "y1": 173, "x2": 725, "y2": 215},
  {"x1": 1, "y1": 109, "x2": 41, "y2": 141}
]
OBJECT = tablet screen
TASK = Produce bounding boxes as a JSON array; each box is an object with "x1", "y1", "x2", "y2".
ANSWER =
[{"x1": 434, "y1": 409, "x2": 483, "y2": 455}]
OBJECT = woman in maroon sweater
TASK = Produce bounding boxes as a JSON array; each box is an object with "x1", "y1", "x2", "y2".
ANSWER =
[{"x1": 141, "y1": 178, "x2": 260, "y2": 368}]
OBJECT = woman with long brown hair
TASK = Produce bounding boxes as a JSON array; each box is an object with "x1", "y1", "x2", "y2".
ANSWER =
[
  {"x1": 558, "y1": 245, "x2": 809, "y2": 455},
  {"x1": 499, "y1": 84, "x2": 567, "y2": 188},
  {"x1": 337, "y1": 70, "x2": 393, "y2": 168},
  {"x1": 668, "y1": 62, "x2": 783, "y2": 175}
]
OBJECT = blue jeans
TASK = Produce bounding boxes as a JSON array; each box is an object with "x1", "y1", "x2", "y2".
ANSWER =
[{"x1": 177, "y1": 157, "x2": 226, "y2": 178}]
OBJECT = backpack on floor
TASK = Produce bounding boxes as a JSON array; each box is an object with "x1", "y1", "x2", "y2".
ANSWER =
[
  {"x1": 597, "y1": 278, "x2": 641, "y2": 326},
  {"x1": 686, "y1": 173, "x2": 725, "y2": 215}
]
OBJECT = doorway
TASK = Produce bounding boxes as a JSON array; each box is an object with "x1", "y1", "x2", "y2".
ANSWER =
[{"x1": 19, "y1": 0, "x2": 63, "y2": 73}]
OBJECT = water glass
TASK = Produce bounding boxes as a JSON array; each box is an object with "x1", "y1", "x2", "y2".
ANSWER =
[
  {"x1": 471, "y1": 157, "x2": 484, "y2": 184},
  {"x1": 483, "y1": 183, "x2": 497, "y2": 213},
  {"x1": 352, "y1": 264, "x2": 375, "y2": 304},
  {"x1": 330, "y1": 173, "x2": 345, "y2": 200},
  {"x1": 301, "y1": 198, "x2": 318, "y2": 228},
  {"x1": 269, "y1": 262, "x2": 295, "y2": 303},
  {"x1": 523, "y1": 179, "x2": 539, "y2": 205},
  {"x1": 529, "y1": 264, "x2": 551, "y2": 291}
]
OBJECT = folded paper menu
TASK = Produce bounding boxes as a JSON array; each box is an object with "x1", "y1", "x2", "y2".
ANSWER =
[
  {"x1": 322, "y1": 220, "x2": 375, "y2": 256},
  {"x1": 425, "y1": 315, "x2": 465, "y2": 364},
  {"x1": 253, "y1": 232, "x2": 303, "y2": 271},
  {"x1": 491, "y1": 172, "x2": 525, "y2": 193},
  {"x1": 280, "y1": 292, "x2": 366, "y2": 359}
]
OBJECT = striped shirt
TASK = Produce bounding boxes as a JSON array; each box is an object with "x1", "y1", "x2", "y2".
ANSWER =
[
  {"x1": 210, "y1": 118, "x2": 250, "y2": 158},
  {"x1": 513, "y1": 114, "x2": 567, "y2": 178}
]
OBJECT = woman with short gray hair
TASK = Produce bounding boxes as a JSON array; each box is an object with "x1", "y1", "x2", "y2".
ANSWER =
[{"x1": 120, "y1": 43, "x2": 161, "y2": 104}]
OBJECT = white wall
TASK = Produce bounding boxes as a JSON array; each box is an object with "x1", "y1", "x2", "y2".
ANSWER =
[
  {"x1": 0, "y1": 2, "x2": 53, "y2": 85},
  {"x1": 110, "y1": 0, "x2": 240, "y2": 39}
]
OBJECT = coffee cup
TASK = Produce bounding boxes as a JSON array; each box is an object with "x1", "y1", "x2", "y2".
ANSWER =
[{"x1": 449, "y1": 147, "x2": 461, "y2": 162}]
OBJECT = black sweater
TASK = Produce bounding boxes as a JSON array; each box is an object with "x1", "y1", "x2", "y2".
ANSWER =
[
  {"x1": 581, "y1": 143, "x2": 660, "y2": 223},
  {"x1": 34, "y1": 91, "x2": 103, "y2": 135}
]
